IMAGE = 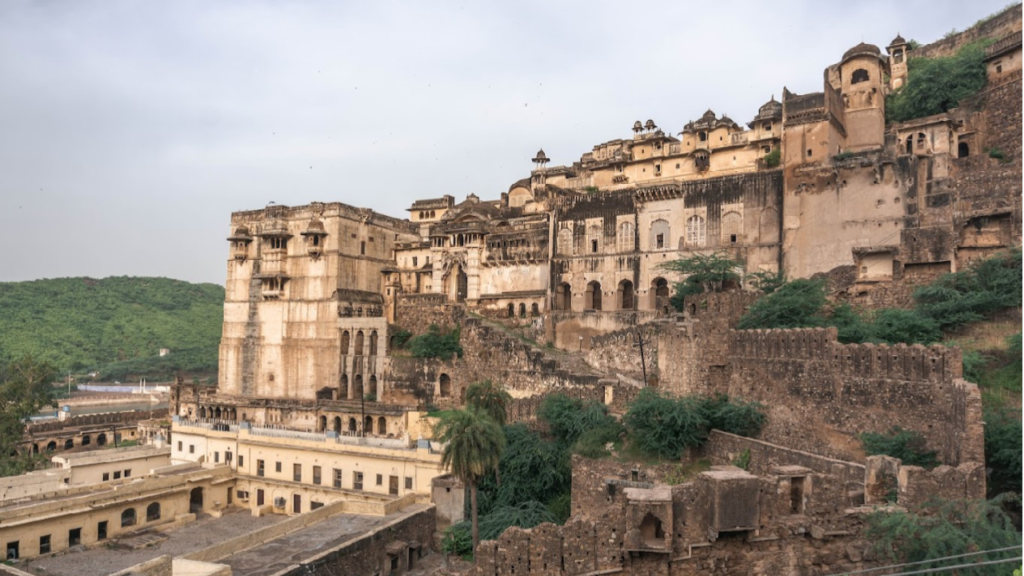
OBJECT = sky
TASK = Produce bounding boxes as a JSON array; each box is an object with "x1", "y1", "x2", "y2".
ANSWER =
[{"x1": 0, "y1": 0, "x2": 1012, "y2": 285}]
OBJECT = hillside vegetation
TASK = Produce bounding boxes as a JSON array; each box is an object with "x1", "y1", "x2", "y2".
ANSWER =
[{"x1": 0, "y1": 277, "x2": 223, "y2": 381}]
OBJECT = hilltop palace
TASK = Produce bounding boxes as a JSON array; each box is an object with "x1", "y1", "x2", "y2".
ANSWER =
[{"x1": 2, "y1": 10, "x2": 1020, "y2": 576}]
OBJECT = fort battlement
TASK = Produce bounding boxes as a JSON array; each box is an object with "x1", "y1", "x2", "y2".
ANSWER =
[{"x1": 27, "y1": 409, "x2": 168, "y2": 434}]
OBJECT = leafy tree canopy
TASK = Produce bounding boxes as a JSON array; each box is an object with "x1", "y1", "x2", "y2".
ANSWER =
[
  {"x1": 886, "y1": 40, "x2": 992, "y2": 123},
  {"x1": 465, "y1": 380, "x2": 511, "y2": 428},
  {"x1": 860, "y1": 427, "x2": 940, "y2": 469},
  {"x1": 0, "y1": 356, "x2": 58, "y2": 476},
  {"x1": 409, "y1": 324, "x2": 463, "y2": 360},
  {"x1": 914, "y1": 249, "x2": 1022, "y2": 330},
  {"x1": 659, "y1": 253, "x2": 744, "y2": 310},
  {"x1": 736, "y1": 278, "x2": 828, "y2": 330}
]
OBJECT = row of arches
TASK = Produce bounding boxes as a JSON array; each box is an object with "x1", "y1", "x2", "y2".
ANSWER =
[
  {"x1": 341, "y1": 330, "x2": 379, "y2": 356},
  {"x1": 340, "y1": 373, "x2": 377, "y2": 400},
  {"x1": 35, "y1": 433, "x2": 110, "y2": 454},
  {"x1": 198, "y1": 406, "x2": 238, "y2": 421},
  {"x1": 318, "y1": 415, "x2": 389, "y2": 436},
  {"x1": 506, "y1": 302, "x2": 541, "y2": 318},
  {"x1": 120, "y1": 499, "x2": 171, "y2": 529},
  {"x1": 554, "y1": 278, "x2": 670, "y2": 311}
]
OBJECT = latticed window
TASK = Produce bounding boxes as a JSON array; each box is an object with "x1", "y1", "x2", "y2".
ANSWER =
[
  {"x1": 721, "y1": 211, "x2": 742, "y2": 244},
  {"x1": 686, "y1": 216, "x2": 706, "y2": 247},
  {"x1": 618, "y1": 222, "x2": 634, "y2": 252},
  {"x1": 650, "y1": 219, "x2": 670, "y2": 251}
]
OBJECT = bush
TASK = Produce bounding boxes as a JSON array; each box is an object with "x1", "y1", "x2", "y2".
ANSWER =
[
  {"x1": 389, "y1": 327, "x2": 412, "y2": 349},
  {"x1": 623, "y1": 389, "x2": 710, "y2": 460},
  {"x1": 538, "y1": 394, "x2": 616, "y2": 446},
  {"x1": 827, "y1": 303, "x2": 873, "y2": 344},
  {"x1": 865, "y1": 498, "x2": 1020, "y2": 575},
  {"x1": 737, "y1": 278, "x2": 827, "y2": 330},
  {"x1": 475, "y1": 424, "x2": 569, "y2": 515},
  {"x1": 869, "y1": 308, "x2": 941, "y2": 345},
  {"x1": 444, "y1": 501, "x2": 556, "y2": 556},
  {"x1": 408, "y1": 325, "x2": 463, "y2": 360},
  {"x1": 699, "y1": 394, "x2": 766, "y2": 438},
  {"x1": 745, "y1": 270, "x2": 786, "y2": 294},
  {"x1": 571, "y1": 422, "x2": 624, "y2": 459},
  {"x1": 984, "y1": 407, "x2": 1022, "y2": 498},
  {"x1": 886, "y1": 41, "x2": 990, "y2": 122},
  {"x1": 763, "y1": 148, "x2": 781, "y2": 168},
  {"x1": 860, "y1": 427, "x2": 940, "y2": 469},
  {"x1": 914, "y1": 249, "x2": 1021, "y2": 330},
  {"x1": 660, "y1": 253, "x2": 744, "y2": 310}
]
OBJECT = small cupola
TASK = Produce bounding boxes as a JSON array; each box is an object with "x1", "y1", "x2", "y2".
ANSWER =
[
  {"x1": 227, "y1": 226, "x2": 253, "y2": 261},
  {"x1": 300, "y1": 218, "x2": 328, "y2": 258}
]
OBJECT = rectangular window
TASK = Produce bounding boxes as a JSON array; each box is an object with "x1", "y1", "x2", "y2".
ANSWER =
[
  {"x1": 214, "y1": 452, "x2": 219, "y2": 463},
  {"x1": 310, "y1": 501, "x2": 324, "y2": 510},
  {"x1": 333, "y1": 468, "x2": 342, "y2": 489},
  {"x1": 238, "y1": 455, "x2": 244, "y2": 467},
  {"x1": 790, "y1": 477, "x2": 805, "y2": 514},
  {"x1": 69, "y1": 528, "x2": 82, "y2": 546},
  {"x1": 313, "y1": 466, "x2": 322, "y2": 485},
  {"x1": 591, "y1": 239, "x2": 598, "y2": 253},
  {"x1": 257, "y1": 460, "x2": 265, "y2": 477},
  {"x1": 225, "y1": 452, "x2": 233, "y2": 464},
  {"x1": 275, "y1": 462, "x2": 282, "y2": 473},
  {"x1": 113, "y1": 471, "x2": 121, "y2": 479},
  {"x1": 96, "y1": 522, "x2": 106, "y2": 541},
  {"x1": 654, "y1": 164, "x2": 661, "y2": 174},
  {"x1": 6, "y1": 541, "x2": 17, "y2": 560},
  {"x1": 360, "y1": 241, "x2": 366, "y2": 255},
  {"x1": 656, "y1": 234, "x2": 664, "y2": 249},
  {"x1": 412, "y1": 257, "x2": 418, "y2": 267},
  {"x1": 293, "y1": 463, "x2": 302, "y2": 482},
  {"x1": 405, "y1": 477, "x2": 413, "y2": 490},
  {"x1": 376, "y1": 473, "x2": 383, "y2": 486},
  {"x1": 353, "y1": 471, "x2": 363, "y2": 491},
  {"x1": 39, "y1": 535, "x2": 51, "y2": 555},
  {"x1": 124, "y1": 469, "x2": 131, "y2": 477},
  {"x1": 177, "y1": 441, "x2": 182, "y2": 451},
  {"x1": 189, "y1": 445, "x2": 195, "y2": 454},
  {"x1": 102, "y1": 473, "x2": 110, "y2": 481}
]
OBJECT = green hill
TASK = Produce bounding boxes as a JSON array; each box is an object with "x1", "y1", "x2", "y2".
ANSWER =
[{"x1": 0, "y1": 277, "x2": 224, "y2": 381}]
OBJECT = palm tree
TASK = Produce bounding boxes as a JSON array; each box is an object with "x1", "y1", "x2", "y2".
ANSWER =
[
  {"x1": 464, "y1": 380, "x2": 512, "y2": 427},
  {"x1": 433, "y1": 407, "x2": 506, "y2": 558}
]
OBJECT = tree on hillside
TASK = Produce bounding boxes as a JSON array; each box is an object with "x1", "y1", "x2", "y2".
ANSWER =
[
  {"x1": 0, "y1": 356, "x2": 57, "y2": 476},
  {"x1": 886, "y1": 41, "x2": 991, "y2": 123},
  {"x1": 465, "y1": 380, "x2": 511, "y2": 427},
  {"x1": 659, "y1": 253, "x2": 743, "y2": 311},
  {"x1": 736, "y1": 278, "x2": 828, "y2": 330},
  {"x1": 433, "y1": 408, "x2": 506, "y2": 560}
]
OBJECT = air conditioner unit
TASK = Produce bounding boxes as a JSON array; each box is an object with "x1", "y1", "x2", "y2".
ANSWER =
[{"x1": 273, "y1": 497, "x2": 286, "y2": 508}]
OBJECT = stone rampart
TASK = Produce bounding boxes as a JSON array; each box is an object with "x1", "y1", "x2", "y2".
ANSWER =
[
  {"x1": 912, "y1": 5, "x2": 1021, "y2": 60},
  {"x1": 27, "y1": 409, "x2": 169, "y2": 434}
]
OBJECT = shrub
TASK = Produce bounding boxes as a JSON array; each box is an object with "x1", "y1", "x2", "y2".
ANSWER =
[
  {"x1": 737, "y1": 278, "x2": 827, "y2": 330},
  {"x1": 699, "y1": 394, "x2": 766, "y2": 438},
  {"x1": 984, "y1": 407, "x2": 1022, "y2": 498},
  {"x1": 623, "y1": 389, "x2": 710, "y2": 460},
  {"x1": 860, "y1": 427, "x2": 940, "y2": 469},
  {"x1": 389, "y1": 327, "x2": 412, "y2": 349},
  {"x1": 986, "y1": 147, "x2": 1007, "y2": 161},
  {"x1": 914, "y1": 249, "x2": 1022, "y2": 329},
  {"x1": 444, "y1": 501, "x2": 556, "y2": 557},
  {"x1": 571, "y1": 422, "x2": 624, "y2": 459},
  {"x1": 408, "y1": 324, "x2": 463, "y2": 360},
  {"x1": 869, "y1": 308, "x2": 941, "y2": 344},
  {"x1": 660, "y1": 253, "x2": 744, "y2": 310},
  {"x1": 745, "y1": 270, "x2": 786, "y2": 294},
  {"x1": 827, "y1": 303, "x2": 873, "y2": 344},
  {"x1": 886, "y1": 41, "x2": 990, "y2": 122},
  {"x1": 476, "y1": 424, "x2": 569, "y2": 515},
  {"x1": 763, "y1": 148, "x2": 781, "y2": 168},
  {"x1": 538, "y1": 394, "x2": 616, "y2": 446}
]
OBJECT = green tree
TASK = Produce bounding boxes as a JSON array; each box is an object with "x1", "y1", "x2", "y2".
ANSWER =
[
  {"x1": 465, "y1": 380, "x2": 512, "y2": 427},
  {"x1": 623, "y1": 389, "x2": 710, "y2": 460},
  {"x1": 476, "y1": 424, "x2": 570, "y2": 515},
  {"x1": 538, "y1": 394, "x2": 616, "y2": 446},
  {"x1": 860, "y1": 427, "x2": 940, "y2": 469},
  {"x1": 433, "y1": 408, "x2": 506, "y2": 558},
  {"x1": 914, "y1": 249, "x2": 1021, "y2": 330},
  {"x1": 984, "y1": 407, "x2": 1022, "y2": 498},
  {"x1": 0, "y1": 356, "x2": 58, "y2": 476},
  {"x1": 865, "y1": 498, "x2": 1020, "y2": 576},
  {"x1": 659, "y1": 253, "x2": 744, "y2": 310},
  {"x1": 870, "y1": 308, "x2": 941, "y2": 345},
  {"x1": 737, "y1": 278, "x2": 828, "y2": 330},
  {"x1": 745, "y1": 270, "x2": 787, "y2": 294},
  {"x1": 409, "y1": 325, "x2": 463, "y2": 360},
  {"x1": 886, "y1": 41, "x2": 991, "y2": 122}
]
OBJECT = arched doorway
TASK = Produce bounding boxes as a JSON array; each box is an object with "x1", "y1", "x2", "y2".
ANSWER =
[
  {"x1": 439, "y1": 374, "x2": 451, "y2": 397},
  {"x1": 531, "y1": 303, "x2": 540, "y2": 316},
  {"x1": 46, "y1": 441, "x2": 56, "y2": 452},
  {"x1": 585, "y1": 281, "x2": 602, "y2": 311},
  {"x1": 341, "y1": 331, "x2": 351, "y2": 354},
  {"x1": 97, "y1": 433, "x2": 107, "y2": 446},
  {"x1": 146, "y1": 502, "x2": 161, "y2": 522},
  {"x1": 82, "y1": 435, "x2": 91, "y2": 446},
  {"x1": 507, "y1": 303, "x2": 515, "y2": 317},
  {"x1": 378, "y1": 417, "x2": 387, "y2": 436},
  {"x1": 190, "y1": 487, "x2": 204, "y2": 514},
  {"x1": 64, "y1": 438, "x2": 75, "y2": 450},
  {"x1": 121, "y1": 508, "x2": 137, "y2": 527},
  {"x1": 199, "y1": 406, "x2": 207, "y2": 419},
  {"x1": 456, "y1": 268, "x2": 468, "y2": 303},
  {"x1": 318, "y1": 415, "x2": 327, "y2": 432},
  {"x1": 214, "y1": 407, "x2": 222, "y2": 419},
  {"x1": 354, "y1": 331, "x2": 364, "y2": 356},
  {"x1": 640, "y1": 512, "x2": 665, "y2": 547},
  {"x1": 364, "y1": 416, "x2": 374, "y2": 435},
  {"x1": 519, "y1": 303, "x2": 527, "y2": 318},
  {"x1": 617, "y1": 280, "x2": 635, "y2": 310},
  {"x1": 333, "y1": 416, "x2": 341, "y2": 433},
  {"x1": 958, "y1": 142, "x2": 970, "y2": 158},
  {"x1": 652, "y1": 277, "x2": 670, "y2": 310},
  {"x1": 31, "y1": 443, "x2": 38, "y2": 454},
  {"x1": 555, "y1": 283, "x2": 572, "y2": 311},
  {"x1": 369, "y1": 375, "x2": 377, "y2": 398},
  {"x1": 369, "y1": 331, "x2": 378, "y2": 355},
  {"x1": 353, "y1": 375, "x2": 364, "y2": 399},
  {"x1": 349, "y1": 417, "x2": 357, "y2": 433}
]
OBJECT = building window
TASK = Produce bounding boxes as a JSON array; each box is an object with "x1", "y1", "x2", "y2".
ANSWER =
[
  {"x1": 293, "y1": 463, "x2": 302, "y2": 482},
  {"x1": 656, "y1": 234, "x2": 664, "y2": 249},
  {"x1": 313, "y1": 466, "x2": 322, "y2": 485},
  {"x1": 177, "y1": 441, "x2": 182, "y2": 451},
  {"x1": 39, "y1": 535, "x2": 51, "y2": 555},
  {"x1": 763, "y1": 122, "x2": 773, "y2": 131},
  {"x1": 102, "y1": 473, "x2": 110, "y2": 481},
  {"x1": 5, "y1": 541, "x2": 17, "y2": 560},
  {"x1": 591, "y1": 239, "x2": 598, "y2": 253},
  {"x1": 360, "y1": 241, "x2": 366, "y2": 255},
  {"x1": 333, "y1": 468, "x2": 343, "y2": 489},
  {"x1": 257, "y1": 460, "x2": 265, "y2": 477},
  {"x1": 124, "y1": 469, "x2": 131, "y2": 477},
  {"x1": 95, "y1": 523, "x2": 105, "y2": 541},
  {"x1": 654, "y1": 164, "x2": 661, "y2": 175},
  {"x1": 650, "y1": 219, "x2": 670, "y2": 251},
  {"x1": 686, "y1": 215, "x2": 706, "y2": 247},
  {"x1": 851, "y1": 68, "x2": 869, "y2": 84},
  {"x1": 376, "y1": 473, "x2": 383, "y2": 486},
  {"x1": 121, "y1": 508, "x2": 136, "y2": 527},
  {"x1": 405, "y1": 477, "x2": 413, "y2": 490},
  {"x1": 412, "y1": 256, "x2": 418, "y2": 267},
  {"x1": 807, "y1": 149, "x2": 813, "y2": 157},
  {"x1": 189, "y1": 445, "x2": 195, "y2": 454},
  {"x1": 214, "y1": 452, "x2": 219, "y2": 463},
  {"x1": 353, "y1": 471, "x2": 364, "y2": 491},
  {"x1": 146, "y1": 502, "x2": 161, "y2": 522},
  {"x1": 238, "y1": 455, "x2": 244, "y2": 467},
  {"x1": 275, "y1": 462, "x2": 282, "y2": 473},
  {"x1": 114, "y1": 471, "x2": 121, "y2": 480},
  {"x1": 721, "y1": 211, "x2": 742, "y2": 245}
]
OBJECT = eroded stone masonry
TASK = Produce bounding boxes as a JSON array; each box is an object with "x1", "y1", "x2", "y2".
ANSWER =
[{"x1": 160, "y1": 7, "x2": 1018, "y2": 576}]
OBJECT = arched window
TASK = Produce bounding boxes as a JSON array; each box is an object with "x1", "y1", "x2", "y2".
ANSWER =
[
  {"x1": 698, "y1": 131, "x2": 707, "y2": 142},
  {"x1": 354, "y1": 331, "x2": 364, "y2": 356},
  {"x1": 519, "y1": 303, "x2": 527, "y2": 318},
  {"x1": 378, "y1": 417, "x2": 387, "y2": 436},
  {"x1": 686, "y1": 216, "x2": 706, "y2": 246},
  {"x1": 369, "y1": 375, "x2": 377, "y2": 397},
  {"x1": 121, "y1": 508, "x2": 137, "y2": 527},
  {"x1": 618, "y1": 222, "x2": 634, "y2": 252},
  {"x1": 721, "y1": 211, "x2": 742, "y2": 244},
  {"x1": 958, "y1": 142, "x2": 969, "y2": 158},
  {"x1": 146, "y1": 502, "x2": 161, "y2": 522},
  {"x1": 694, "y1": 151, "x2": 710, "y2": 172},
  {"x1": 318, "y1": 415, "x2": 327, "y2": 432},
  {"x1": 652, "y1": 278, "x2": 670, "y2": 310},
  {"x1": 894, "y1": 49, "x2": 904, "y2": 64},
  {"x1": 439, "y1": 374, "x2": 451, "y2": 398},
  {"x1": 557, "y1": 228, "x2": 573, "y2": 256},
  {"x1": 906, "y1": 136, "x2": 913, "y2": 154},
  {"x1": 650, "y1": 219, "x2": 670, "y2": 250},
  {"x1": 587, "y1": 224, "x2": 602, "y2": 254},
  {"x1": 507, "y1": 303, "x2": 515, "y2": 317},
  {"x1": 639, "y1": 512, "x2": 665, "y2": 547},
  {"x1": 97, "y1": 433, "x2": 107, "y2": 446},
  {"x1": 369, "y1": 331, "x2": 378, "y2": 355},
  {"x1": 531, "y1": 303, "x2": 540, "y2": 316},
  {"x1": 916, "y1": 132, "x2": 926, "y2": 149},
  {"x1": 353, "y1": 375, "x2": 364, "y2": 399},
  {"x1": 364, "y1": 416, "x2": 374, "y2": 435},
  {"x1": 585, "y1": 281, "x2": 602, "y2": 311},
  {"x1": 348, "y1": 417, "x2": 357, "y2": 432},
  {"x1": 82, "y1": 435, "x2": 91, "y2": 446},
  {"x1": 46, "y1": 441, "x2": 57, "y2": 452},
  {"x1": 617, "y1": 280, "x2": 635, "y2": 310},
  {"x1": 341, "y1": 331, "x2": 350, "y2": 355},
  {"x1": 555, "y1": 283, "x2": 572, "y2": 311},
  {"x1": 851, "y1": 68, "x2": 869, "y2": 84}
]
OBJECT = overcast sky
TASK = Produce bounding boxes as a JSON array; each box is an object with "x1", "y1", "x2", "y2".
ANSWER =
[{"x1": 0, "y1": 1, "x2": 1011, "y2": 285}]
